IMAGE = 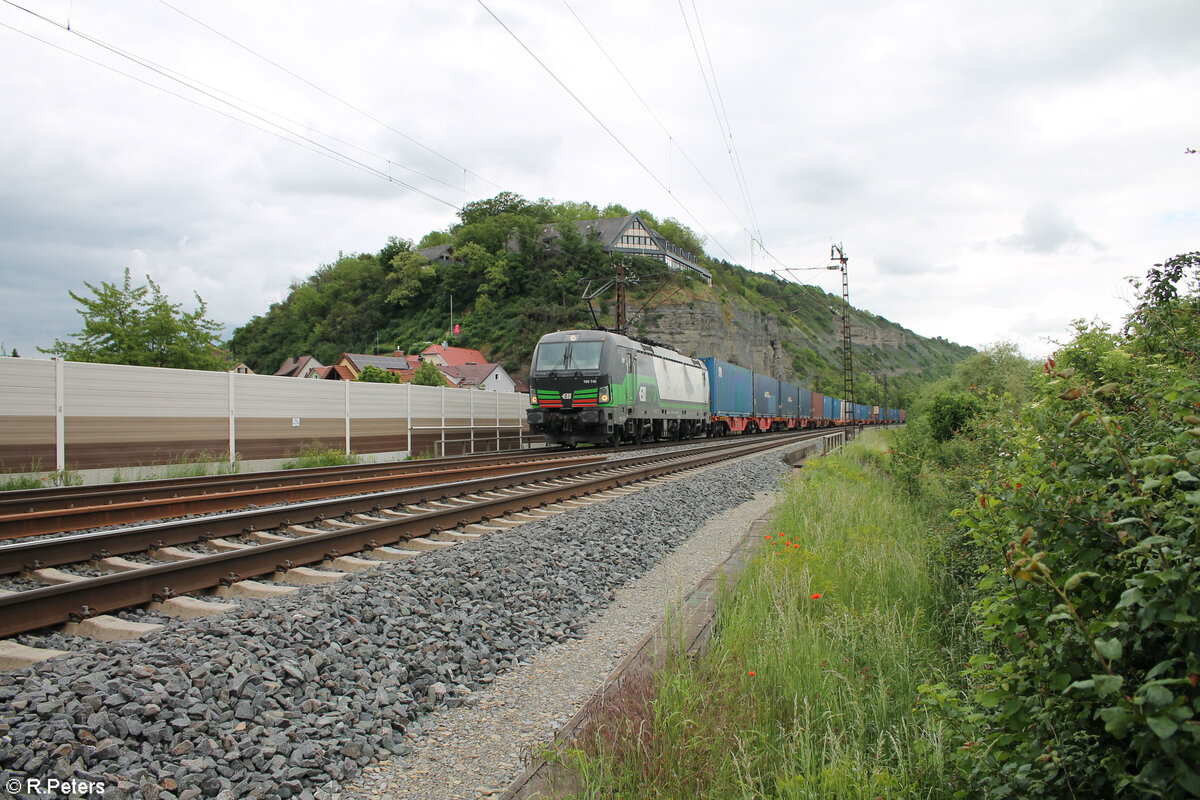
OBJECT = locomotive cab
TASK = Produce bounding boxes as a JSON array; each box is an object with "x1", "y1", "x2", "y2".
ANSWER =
[
  {"x1": 526, "y1": 329, "x2": 710, "y2": 448},
  {"x1": 526, "y1": 331, "x2": 618, "y2": 446}
]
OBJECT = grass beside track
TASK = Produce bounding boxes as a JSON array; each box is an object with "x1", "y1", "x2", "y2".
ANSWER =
[{"x1": 555, "y1": 431, "x2": 966, "y2": 799}]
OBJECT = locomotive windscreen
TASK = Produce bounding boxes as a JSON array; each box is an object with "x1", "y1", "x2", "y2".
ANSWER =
[{"x1": 533, "y1": 340, "x2": 604, "y2": 372}]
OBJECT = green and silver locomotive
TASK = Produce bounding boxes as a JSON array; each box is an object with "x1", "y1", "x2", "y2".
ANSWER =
[{"x1": 526, "y1": 330, "x2": 710, "y2": 447}]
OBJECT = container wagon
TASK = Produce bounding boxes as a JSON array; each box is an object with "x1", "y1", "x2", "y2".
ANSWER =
[
  {"x1": 752, "y1": 373, "x2": 779, "y2": 432},
  {"x1": 779, "y1": 381, "x2": 800, "y2": 428},
  {"x1": 702, "y1": 357, "x2": 753, "y2": 435},
  {"x1": 823, "y1": 395, "x2": 840, "y2": 423}
]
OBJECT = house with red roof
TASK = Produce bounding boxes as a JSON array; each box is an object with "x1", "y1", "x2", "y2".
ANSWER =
[
  {"x1": 274, "y1": 355, "x2": 323, "y2": 377},
  {"x1": 334, "y1": 352, "x2": 413, "y2": 379},
  {"x1": 419, "y1": 344, "x2": 489, "y2": 368},
  {"x1": 439, "y1": 363, "x2": 516, "y2": 392},
  {"x1": 279, "y1": 346, "x2": 519, "y2": 390},
  {"x1": 306, "y1": 364, "x2": 356, "y2": 380}
]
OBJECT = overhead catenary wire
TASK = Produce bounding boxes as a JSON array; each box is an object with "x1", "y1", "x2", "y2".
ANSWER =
[
  {"x1": 559, "y1": 0, "x2": 752, "y2": 237},
  {"x1": 153, "y1": 0, "x2": 503, "y2": 195},
  {"x1": 567, "y1": 0, "x2": 795, "y2": 275},
  {"x1": 0, "y1": 0, "x2": 462, "y2": 210},
  {"x1": 74, "y1": 18, "x2": 473, "y2": 200},
  {"x1": 689, "y1": 0, "x2": 762, "y2": 243},
  {"x1": 1, "y1": 20, "x2": 450, "y2": 205},
  {"x1": 676, "y1": 0, "x2": 761, "y2": 245},
  {"x1": 474, "y1": 0, "x2": 737, "y2": 262},
  {"x1": 11, "y1": 0, "x2": 822, "y2": 275}
]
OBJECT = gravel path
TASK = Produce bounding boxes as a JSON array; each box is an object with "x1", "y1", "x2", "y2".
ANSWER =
[{"x1": 0, "y1": 450, "x2": 792, "y2": 800}]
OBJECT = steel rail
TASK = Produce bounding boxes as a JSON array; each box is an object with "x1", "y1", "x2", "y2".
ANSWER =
[
  {"x1": 0, "y1": 429, "x2": 816, "y2": 512},
  {"x1": 0, "y1": 433, "x2": 814, "y2": 638},
  {"x1": 0, "y1": 461, "x2": 618, "y2": 574},
  {"x1": 0, "y1": 449, "x2": 579, "y2": 511},
  {"x1": 0, "y1": 434, "x2": 813, "y2": 574},
  {"x1": 0, "y1": 455, "x2": 606, "y2": 539}
]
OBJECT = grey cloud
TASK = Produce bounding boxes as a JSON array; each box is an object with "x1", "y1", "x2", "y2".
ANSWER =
[
  {"x1": 942, "y1": 3, "x2": 1200, "y2": 104},
  {"x1": 1002, "y1": 203, "x2": 1104, "y2": 254},
  {"x1": 874, "y1": 254, "x2": 958, "y2": 276},
  {"x1": 775, "y1": 154, "x2": 867, "y2": 206}
]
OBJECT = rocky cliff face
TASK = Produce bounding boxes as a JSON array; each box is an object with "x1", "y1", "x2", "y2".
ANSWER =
[
  {"x1": 634, "y1": 300, "x2": 915, "y2": 380},
  {"x1": 850, "y1": 324, "x2": 909, "y2": 350},
  {"x1": 635, "y1": 301, "x2": 788, "y2": 376}
]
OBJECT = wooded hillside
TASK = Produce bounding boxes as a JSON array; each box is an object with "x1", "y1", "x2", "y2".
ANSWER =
[{"x1": 229, "y1": 193, "x2": 973, "y2": 407}]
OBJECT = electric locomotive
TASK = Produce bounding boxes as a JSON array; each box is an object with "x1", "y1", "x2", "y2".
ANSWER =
[{"x1": 525, "y1": 330, "x2": 709, "y2": 447}]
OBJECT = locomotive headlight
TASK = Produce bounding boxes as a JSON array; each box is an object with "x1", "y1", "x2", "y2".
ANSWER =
[
  {"x1": 530, "y1": 395, "x2": 539, "y2": 405},
  {"x1": 599, "y1": 389, "x2": 610, "y2": 403}
]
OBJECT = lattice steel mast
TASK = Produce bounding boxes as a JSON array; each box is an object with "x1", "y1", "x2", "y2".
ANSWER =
[{"x1": 828, "y1": 244, "x2": 856, "y2": 433}]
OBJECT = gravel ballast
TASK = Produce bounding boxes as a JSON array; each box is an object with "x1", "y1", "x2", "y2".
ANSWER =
[{"x1": 0, "y1": 451, "x2": 792, "y2": 800}]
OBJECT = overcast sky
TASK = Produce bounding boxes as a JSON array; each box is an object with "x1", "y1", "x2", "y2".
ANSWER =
[{"x1": 2, "y1": 0, "x2": 1196, "y2": 362}]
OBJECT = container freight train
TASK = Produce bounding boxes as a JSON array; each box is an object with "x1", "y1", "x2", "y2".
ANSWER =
[{"x1": 525, "y1": 330, "x2": 904, "y2": 447}]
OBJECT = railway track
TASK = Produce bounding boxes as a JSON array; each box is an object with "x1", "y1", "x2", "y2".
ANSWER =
[
  {"x1": 0, "y1": 450, "x2": 608, "y2": 539},
  {"x1": 0, "y1": 432, "x2": 820, "y2": 640},
  {"x1": 0, "y1": 433, "x2": 795, "y2": 539}
]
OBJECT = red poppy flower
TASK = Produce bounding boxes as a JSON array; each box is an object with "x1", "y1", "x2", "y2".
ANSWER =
[
  {"x1": 811, "y1": 593, "x2": 822, "y2": 600},
  {"x1": 748, "y1": 670, "x2": 756, "y2": 677}
]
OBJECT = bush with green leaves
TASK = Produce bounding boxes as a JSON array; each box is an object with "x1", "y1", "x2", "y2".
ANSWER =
[
  {"x1": 918, "y1": 253, "x2": 1200, "y2": 798},
  {"x1": 411, "y1": 360, "x2": 448, "y2": 387},
  {"x1": 357, "y1": 364, "x2": 401, "y2": 383},
  {"x1": 925, "y1": 391, "x2": 984, "y2": 443}
]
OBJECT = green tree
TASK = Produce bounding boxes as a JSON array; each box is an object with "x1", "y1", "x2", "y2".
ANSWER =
[
  {"x1": 600, "y1": 202, "x2": 631, "y2": 218},
  {"x1": 535, "y1": 198, "x2": 601, "y2": 223},
  {"x1": 655, "y1": 216, "x2": 706, "y2": 257},
  {"x1": 457, "y1": 191, "x2": 535, "y2": 226},
  {"x1": 357, "y1": 365, "x2": 401, "y2": 383},
  {"x1": 417, "y1": 230, "x2": 452, "y2": 249},
  {"x1": 954, "y1": 340, "x2": 1037, "y2": 403},
  {"x1": 385, "y1": 250, "x2": 437, "y2": 308},
  {"x1": 412, "y1": 360, "x2": 449, "y2": 387},
  {"x1": 376, "y1": 235, "x2": 413, "y2": 268},
  {"x1": 904, "y1": 253, "x2": 1200, "y2": 799},
  {"x1": 41, "y1": 268, "x2": 227, "y2": 370},
  {"x1": 1127, "y1": 251, "x2": 1200, "y2": 364},
  {"x1": 924, "y1": 390, "x2": 983, "y2": 442}
]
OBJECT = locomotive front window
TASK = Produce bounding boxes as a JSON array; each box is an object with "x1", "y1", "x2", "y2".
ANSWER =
[
  {"x1": 534, "y1": 340, "x2": 604, "y2": 372},
  {"x1": 534, "y1": 343, "x2": 569, "y2": 372},
  {"x1": 567, "y1": 341, "x2": 603, "y2": 370}
]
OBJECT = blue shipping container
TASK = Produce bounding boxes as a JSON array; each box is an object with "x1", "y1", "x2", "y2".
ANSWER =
[
  {"x1": 779, "y1": 381, "x2": 799, "y2": 418},
  {"x1": 753, "y1": 373, "x2": 779, "y2": 417},
  {"x1": 824, "y1": 396, "x2": 841, "y2": 420},
  {"x1": 701, "y1": 358, "x2": 753, "y2": 417},
  {"x1": 799, "y1": 387, "x2": 813, "y2": 419}
]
